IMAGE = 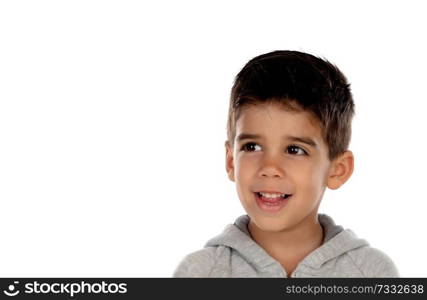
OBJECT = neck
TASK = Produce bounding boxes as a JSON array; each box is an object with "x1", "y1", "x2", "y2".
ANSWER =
[{"x1": 248, "y1": 212, "x2": 325, "y2": 264}]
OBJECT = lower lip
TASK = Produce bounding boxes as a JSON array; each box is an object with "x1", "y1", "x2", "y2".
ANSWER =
[{"x1": 255, "y1": 193, "x2": 290, "y2": 213}]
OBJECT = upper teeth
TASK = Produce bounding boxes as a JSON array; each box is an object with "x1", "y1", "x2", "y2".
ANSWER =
[{"x1": 259, "y1": 192, "x2": 286, "y2": 198}]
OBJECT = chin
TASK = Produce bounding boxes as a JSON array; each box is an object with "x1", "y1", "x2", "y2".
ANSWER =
[{"x1": 250, "y1": 213, "x2": 291, "y2": 233}]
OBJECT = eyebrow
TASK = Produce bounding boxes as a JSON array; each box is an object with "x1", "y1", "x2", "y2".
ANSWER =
[{"x1": 236, "y1": 133, "x2": 318, "y2": 148}]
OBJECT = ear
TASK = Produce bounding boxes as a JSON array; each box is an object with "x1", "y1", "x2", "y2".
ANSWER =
[
  {"x1": 225, "y1": 140, "x2": 235, "y2": 182},
  {"x1": 327, "y1": 150, "x2": 354, "y2": 190}
]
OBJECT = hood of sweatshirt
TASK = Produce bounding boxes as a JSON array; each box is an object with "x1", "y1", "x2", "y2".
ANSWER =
[{"x1": 204, "y1": 213, "x2": 370, "y2": 271}]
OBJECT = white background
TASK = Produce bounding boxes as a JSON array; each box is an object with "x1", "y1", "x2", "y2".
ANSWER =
[{"x1": 0, "y1": 0, "x2": 425, "y2": 277}]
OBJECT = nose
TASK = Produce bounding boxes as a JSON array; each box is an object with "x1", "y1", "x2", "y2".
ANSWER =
[{"x1": 258, "y1": 154, "x2": 285, "y2": 178}]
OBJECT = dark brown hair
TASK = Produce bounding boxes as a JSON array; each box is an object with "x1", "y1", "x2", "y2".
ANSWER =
[{"x1": 226, "y1": 50, "x2": 355, "y2": 161}]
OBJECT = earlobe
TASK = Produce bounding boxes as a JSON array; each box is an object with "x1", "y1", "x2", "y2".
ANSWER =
[
  {"x1": 327, "y1": 150, "x2": 354, "y2": 190},
  {"x1": 225, "y1": 141, "x2": 235, "y2": 182}
]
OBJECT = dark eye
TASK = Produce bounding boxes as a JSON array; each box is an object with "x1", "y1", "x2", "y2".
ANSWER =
[
  {"x1": 287, "y1": 145, "x2": 307, "y2": 155},
  {"x1": 240, "y1": 142, "x2": 261, "y2": 152}
]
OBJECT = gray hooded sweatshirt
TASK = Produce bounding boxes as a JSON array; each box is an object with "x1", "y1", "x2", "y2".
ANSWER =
[{"x1": 173, "y1": 213, "x2": 399, "y2": 278}]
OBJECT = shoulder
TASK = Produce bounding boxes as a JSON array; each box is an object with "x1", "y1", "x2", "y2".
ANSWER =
[
  {"x1": 346, "y1": 246, "x2": 399, "y2": 277},
  {"x1": 173, "y1": 247, "x2": 221, "y2": 278}
]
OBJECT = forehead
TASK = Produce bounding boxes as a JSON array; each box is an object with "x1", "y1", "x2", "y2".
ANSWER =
[{"x1": 235, "y1": 103, "x2": 324, "y2": 143}]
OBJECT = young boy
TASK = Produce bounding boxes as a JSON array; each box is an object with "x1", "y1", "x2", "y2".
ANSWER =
[{"x1": 173, "y1": 50, "x2": 399, "y2": 278}]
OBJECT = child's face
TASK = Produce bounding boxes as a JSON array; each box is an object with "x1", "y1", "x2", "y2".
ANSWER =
[{"x1": 225, "y1": 102, "x2": 341, "y2": 232}]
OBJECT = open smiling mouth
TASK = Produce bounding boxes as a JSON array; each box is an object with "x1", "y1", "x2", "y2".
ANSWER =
[{"x1": 254, "y1": 192, "x2": 292, "y2": 212}]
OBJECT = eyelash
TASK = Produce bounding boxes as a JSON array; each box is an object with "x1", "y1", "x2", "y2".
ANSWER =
[{"x1": 240, "y1": 142, "x2": 308, "y2": 156}]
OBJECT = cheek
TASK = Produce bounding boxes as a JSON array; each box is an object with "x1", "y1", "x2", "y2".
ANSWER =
[
  {"x1": 295, "y1": 164, "x2": 324, "y2": 193},
  {"x1": 235, "y1": 155, "x2": 257, "y2": 176}
]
